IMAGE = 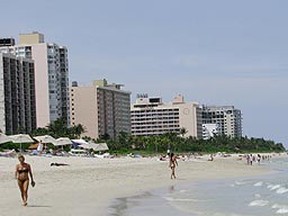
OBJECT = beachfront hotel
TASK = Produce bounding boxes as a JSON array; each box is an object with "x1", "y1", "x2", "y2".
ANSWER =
[
  {"x1": 130, "y1": 95, "x2": 203, "y2": 138},
  {"x1": 0, "y1": 52, "x2": 36, "y2": 134},
  {"x1": 70, "y1": 79, "x2": 131, "y2": 139},
  {"x1": 0, "y1": 32, "x2": 70, "y2": 128},
  {"x1": 202, "y1": 105, "x2": 242, "y2": 138}
]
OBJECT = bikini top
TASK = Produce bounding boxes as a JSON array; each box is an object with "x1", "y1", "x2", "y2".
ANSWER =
[{"x1": 18, "y1": 167, "x2": 29, "y2": 174}]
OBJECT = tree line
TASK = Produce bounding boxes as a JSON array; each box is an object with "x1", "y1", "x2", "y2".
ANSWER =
[
  {"x1": 102, "y1": 132, "x2": 285, "y2": 154},
  {"x1": 1, "y1": 118, "x2": 285, "y2": 154},
  {"x1": 28, "y1": 119, "x2": 288, "y2": 153}
]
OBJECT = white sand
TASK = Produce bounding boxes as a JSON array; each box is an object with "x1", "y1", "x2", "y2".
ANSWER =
[{"x1": 0, "y1": 154, "x2": 274, "y2": 215}]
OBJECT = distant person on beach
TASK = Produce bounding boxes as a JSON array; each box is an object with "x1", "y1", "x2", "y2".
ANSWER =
[
  {"x1": 257, "y1": 154, "x2": 261, "y2": 164},
  {"x1": 169, "y1": 153, "x2": 178, "y2": 179},
  {"x1": 15, "y1": 155, "x2": 35, "y2": 206},
  {"x1": 50, "y1": 162, "x2": 69, "y2": 167},
  {"x1": 208, "y1": 154, "x2": 214, "y2": 161},
  {"x1": 246, "y1": 154, "x2": 250, "y2": 165}
]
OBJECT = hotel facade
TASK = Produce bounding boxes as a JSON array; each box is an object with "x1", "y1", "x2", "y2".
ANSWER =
[
  {"x1": 130, "y1": 95, "x2": 203, "y2": 138},
  {"x1": 70, "y1": 79, "x2": 131, "y2": 139},
  {"x1": 0, "y1": 53, "x2": 36, "y2": 134},
  {"x1": 202, "y1": 105, "x2": 242, "y2": 138},
  {"x1": 0, "y1": 32, "x2": 70, "y2": 128}
]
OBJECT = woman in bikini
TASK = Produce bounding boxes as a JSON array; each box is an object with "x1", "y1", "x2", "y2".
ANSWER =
[
  {"x1": 15, "y1": 155, "x2": 35, "y2": 206},
  {"x1": 169, "y1": 153, "x2": 178, "y2": 179}
]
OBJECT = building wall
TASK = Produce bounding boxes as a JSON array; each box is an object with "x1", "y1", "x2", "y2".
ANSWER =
[
  {"x1": 131, "y1": 96, "x2": 202, "y2": 138},
  {"x1": 0, "y1": 33, "x2": 70, "y2": 128},
  {"x1": 131, "y1": 106, "x2": 181, "y2": 136},
  {"x1": 70, "y1": 86, "x2": 98, "y2": 138},
  {"x1": 19, "y1": 32, "x2": 44, "y2": 45},
  {"x1": 70, "y1": 80, "x2": 131, "y2": 139},
  {"x1": 0, "y1": 53, "x2": 36, "y2": 134},
  {"x1": 31, "y1": 44, "x2": 50, "y2": 127},
  {"x1": 178, "y1": 103, "x2": 202, "y2": 138},
  {"x1": 0, "y1": 56, "x2": 5, "y2": 131},
  {"x1": 202, "y1": 106, "x2": 242, "y2": 138},
  {"x1": 59, "y1": 47, "x2": 70, "y2": 125},
  {"x1": 97, "y1": 87, "x2": 131, "y2": 139}
]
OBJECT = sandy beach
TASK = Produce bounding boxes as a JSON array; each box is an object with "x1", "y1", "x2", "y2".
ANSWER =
[{"x1": 0, "y1": 154, "x2": 275, "y2": 216}]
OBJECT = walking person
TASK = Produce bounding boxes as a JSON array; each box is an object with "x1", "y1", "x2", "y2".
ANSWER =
[
  {"x1": 246, "y1": 154, "x2": 250, "y2": 165},
  {"x1": 250, "y1": 154, "x2": 253, "y2": 165},
  {"x1": 169, "y1": 153, "x2": 178, "y2": 179},
  {"x1": 257, "y1": 154, "x2": 261, "y2": 165},
  {"x1": 15, "y1": 155, "x2": 35, "y2": 206}
]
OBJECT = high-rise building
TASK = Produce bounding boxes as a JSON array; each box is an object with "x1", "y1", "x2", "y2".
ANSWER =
[
  {"x1": 70, "y1": 79, "x2": 131, "y2": 139},
  {"x1": 0, "y1": 32, "x2": 70, "y2": 128},
  {"x1": 131, "y1": 95, "x2": 202, "y2": 138},
  {"x1": 0, "y1": 53, "x2": 36, "y2": 134},
  {"x1": 202, "y1": 105, "x2": 242, "y2": 138}
]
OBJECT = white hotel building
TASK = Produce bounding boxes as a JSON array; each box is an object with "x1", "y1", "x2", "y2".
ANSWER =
[
  {"x1": 202, "y1": 105, "x2": 242, "y2": 138},
  {"x1": 131, "y1": 95, "x2": 202, "y2": 138}
]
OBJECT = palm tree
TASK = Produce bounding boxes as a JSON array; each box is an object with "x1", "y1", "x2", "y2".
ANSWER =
[{"x1": 179, "y1": 127, "x2": 187, "y2": 137}]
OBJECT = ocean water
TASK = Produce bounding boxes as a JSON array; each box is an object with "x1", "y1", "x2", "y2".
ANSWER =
[{"x1": 109, "y1": 157, "x2": 288, "y2": 216}]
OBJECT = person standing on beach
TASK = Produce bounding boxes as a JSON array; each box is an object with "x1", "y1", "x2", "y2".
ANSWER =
[
  {"x1": 246, "y1": 154, "x2": 250, "y2": 165},
  {"x1": 15, "y1": 155, "x2": 35, "y2": 206},
  {"x1": 257, "y1": 154, "x2": 261, "y2": 164},
  {"x1": 169, "y1": 153, "x2": 178, "y2": 179}
]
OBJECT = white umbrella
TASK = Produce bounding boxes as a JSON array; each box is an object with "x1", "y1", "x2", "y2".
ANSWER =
[
  {"x1": 0, "y1": 133, "x2": 13, "y2": 144},
  {"x1": 72, "y1": 139, "x2": 109, "y2": 152},
  {"x1": 34, "y1": 135, "x2": 57, "y2": 145},
  {"x1": 55, "y1": 137, "x2": 72, "y2": 146},
  {"x1": 71, "y1": 139, "x2": 89, "y2": 145},
  {"x1": 92, "y1": 143, "x2": 109, "y2": 152},
  {"x1": 9, "y1": 134, "x2": 34, "y2": 143},
  {"x1": 9, "y1": 134, "x2": 34, "y2": 150},
  {"x1": 72, "y1": 139, "x2": 95, "y2": 150}
]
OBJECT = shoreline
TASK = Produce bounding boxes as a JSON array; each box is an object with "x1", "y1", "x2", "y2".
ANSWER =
[{"x1": 0, "y1": 153, "x2": 283, "y2": 216}]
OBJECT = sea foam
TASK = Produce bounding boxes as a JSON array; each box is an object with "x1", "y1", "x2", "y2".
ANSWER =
[
  {"x1": 267, "y1": 184, "x2": 281, "y2": 191},
  {"x1": 248, "y1": 200, "x2": 269, "y2": 207},
  {"x1": 254, "y1": 181, "x2": 263, "y2": 187},
  {"x1": 276, "y1": 187, "x2": 288, "y2": 194},
  {"x1": 273, "y1": 204, "x2": 288, "y2": 214}
]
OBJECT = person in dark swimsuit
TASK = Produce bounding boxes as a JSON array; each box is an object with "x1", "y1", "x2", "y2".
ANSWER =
[
  {"x1": 169, "y1": 153, "x2": 178, "y2": 179},
  {"x1": 15, "y1": 155, "x2": 35, "y2": 206},
  {"x1": 50, "y1": 162, "x2": 69, "y2": 167}
]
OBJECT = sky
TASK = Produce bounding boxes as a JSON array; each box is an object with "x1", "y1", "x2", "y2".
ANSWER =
[{"x1": 0, "y1": 0, "x2": 287, "y2": 145}]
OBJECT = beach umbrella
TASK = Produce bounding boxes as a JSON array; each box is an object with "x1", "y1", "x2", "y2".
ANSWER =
[
  {"x1": 71, "y1": 139, "x2": 94, "y2": 150},
  {"x1": 71, "y1": 139, "x2": 89, "y2": 145},
  {"x1": 9, "y1": 134, "x2": 34, "y2": 150},
  {"x1": 71, "y1": 139, "x2": 88, "y2": 148},
  {"x1": 0, "y1": 133, "x2": 13, "y2": 144},
  {"x1": 55, "y1": 137, "x2": 72, "y2": 146},
  {"x1": 96, "y1": 143, "x2": 109, "y2": 152},
  {"x1": 71, "y1": 140, "x2": 109, "y2": 152},
  {"x1": 34, "y1": 135, "x2": 58, "y2": 145},
  {"x1": 9, "y1": 134, "x2": 34, "y2": 143},
  {"x1": 89, "y1": 142, "x2": 109, "y2": 152}
]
